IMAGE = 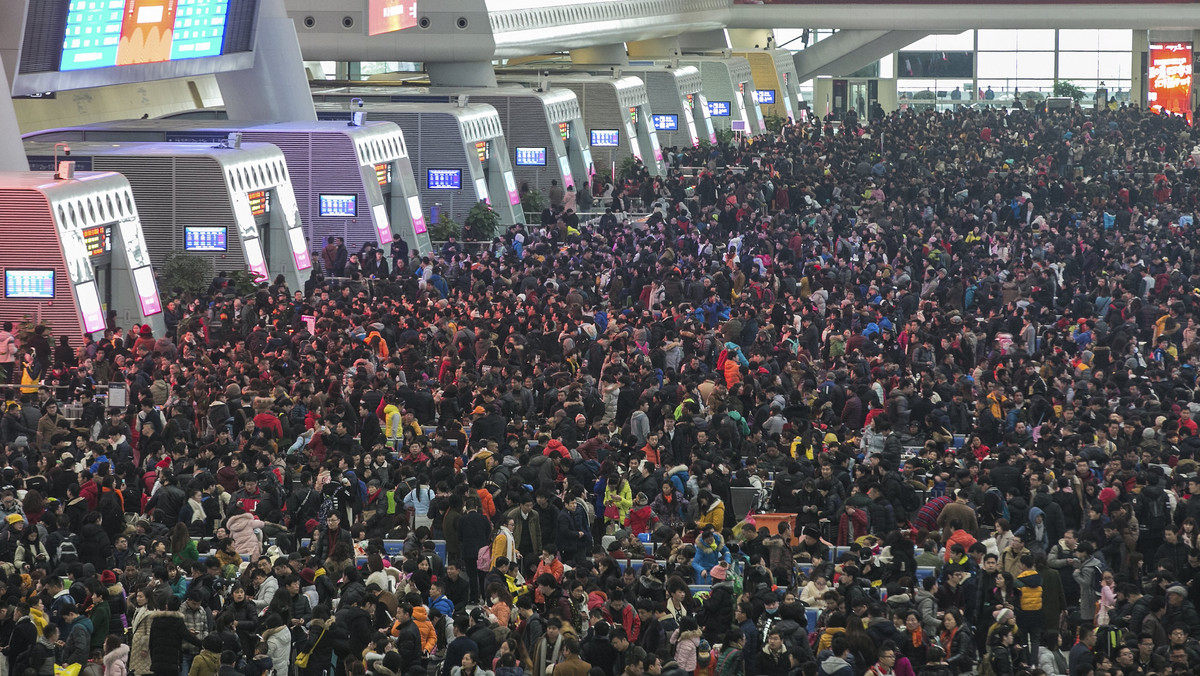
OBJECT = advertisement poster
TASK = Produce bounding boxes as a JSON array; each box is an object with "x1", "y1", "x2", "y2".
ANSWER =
[
  {"x1": 368, "y1": 0, "x2": 419, "y2": 36},
  {"x1": 1149, "y1": 42, "x2": 1193, "y2": 125}
]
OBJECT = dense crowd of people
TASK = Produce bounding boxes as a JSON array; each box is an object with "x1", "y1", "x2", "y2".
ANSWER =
[{"x1": 3, "y1": 98, "x2": 1200, "y2": 676}]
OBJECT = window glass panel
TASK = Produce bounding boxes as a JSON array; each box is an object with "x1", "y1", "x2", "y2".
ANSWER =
[
  {"x1": 1097, "y1": 52, "x2": 1131, "y2": 81},
  {"x1": 903, "y1": 31, "x2": 974, "y2": 51},
  {"x1": 1015, "y1": 52, "x2": 1056, "y2": 79},
  {"x1": 977, "y1": 52, "x2": 1017, "y2": 79},
  {"x1": 1016, "y1": 30, "x2": 1057, "y2": 51},
  {"x1": 1058, "y1": 30, "x2": 1101, "y2": 52},
  {"x1": 1059, "y1": 51, "x2": 1100, "y2": 80},
  {"x1": 978, "y1": 30, "x2": 1018, "y2": 51}
]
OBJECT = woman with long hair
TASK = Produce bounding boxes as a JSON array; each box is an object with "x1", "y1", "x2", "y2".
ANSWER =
[
  {"x1": 452, "y1": 651, "x2": 495, "y2": 676},
  {"x1": 490, "y1": 516, "x2": 517, "y2": 572},
  {"x1": 169, "y1": 522, "x2": 199, "y2": 566},
  {"x1": 484, "y1": 582, "x2": 513, "y2": 628}
]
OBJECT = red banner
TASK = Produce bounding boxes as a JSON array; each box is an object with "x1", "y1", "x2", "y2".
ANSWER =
[
  {"x1": 734, "y1": 1, "x2": 1192, "y2": 4},
  {"x1": 368, "y1": 0, "x2": 419, "y2": 37},
  {"x1": 1149, "y1": 42, "x2": 1193, "y2": 124}
]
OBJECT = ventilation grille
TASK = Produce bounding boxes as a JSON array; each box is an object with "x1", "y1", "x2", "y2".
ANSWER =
[
  {"x1": 18, "y1": 0, "x2": 70, "y2": 75},
  {"x1": 0, "y1": 189, "x2": 82, "y2": 342},
  {"x1": 352, "y1": 126, "x2": 408, "y2": 165},
  {"x1": 489, "y1": 0, "x2": 727, "y2": 34},
  {"x1": 223, "y1": 0, "x2": 260, "y2": 54},
  {"x1": 613, "y1": 77, "x2": 650, "y2": 110},
  {"x1": 675, "y1": 67, "x2": 704, "y2": 96},
  {"x1": 728, "y1": 59, "x2": 754, "y2": 85}
]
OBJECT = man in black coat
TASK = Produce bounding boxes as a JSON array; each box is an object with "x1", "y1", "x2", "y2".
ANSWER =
[
  {"x1": 391, "y1": 602, "x2": 423, "y2": 671},
  {"x1": 3, "y1": 602, "x2": 39, "y2": 674}
]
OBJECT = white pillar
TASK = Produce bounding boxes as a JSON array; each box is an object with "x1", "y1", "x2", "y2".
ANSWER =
[
  {"x1": 217, "y1": 0, "x2": 316, "y2": 121},
  {"x1": 0, "y1": 54, "x2": 29, "y2": 172}
]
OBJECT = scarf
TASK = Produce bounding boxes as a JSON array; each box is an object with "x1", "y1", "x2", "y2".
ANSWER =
[
  {"x1": 910, "y1": 626, "x2": 924, "y2": 648},
  {"x1": 186, "y1": 498, "x2": 205, "y2": 524}
]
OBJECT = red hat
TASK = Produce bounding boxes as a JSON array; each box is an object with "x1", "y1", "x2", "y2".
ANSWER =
[
  {"x1": 155, "y1": 458, "x2": 171, "y2": 470},
  {"x1": 305, "y1": 519, "x2": 319, "y2": 533},
  {"x1": 299, "y1": 568, "x2": 316, "y2": 585},
  {"x1": 101, "y1": 570, "x2": 117, "y2": 585}
]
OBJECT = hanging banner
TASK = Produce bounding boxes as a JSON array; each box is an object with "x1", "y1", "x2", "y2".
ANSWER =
[
  {"x1": 368, "y1": 0, "x2": 419, "y2": 36},
  {"x1": 1149, "y1": 42, "x2": 1193, "y2": 125}
]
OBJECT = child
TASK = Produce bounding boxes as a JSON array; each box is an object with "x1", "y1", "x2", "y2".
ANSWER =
[
  {"x1": 188, "y1": 635, "x2": 224, "y2": 676},
  {"x1": 81, "y1": 648, "x2": 105, "y2": 676},
  {"x1": 625, "y1": 493, "x2": 654, "y2": 536},
  {"x1": 103, "y1": 634, "x2": 130, "y2": 676},
  {"x1": 493, "y1": 653, "x2": 522, "y2": 676},
  {"x1": 694, "y1": 640, "x2": 717, "y2": 676}
]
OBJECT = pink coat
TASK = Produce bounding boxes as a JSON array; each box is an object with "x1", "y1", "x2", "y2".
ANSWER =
[
  {"x1": 227, "y1": 512, "x2": 264, "y2": 558},
  {"x1": 104, "y1": 644, "x2": 129, "y2": 676}
]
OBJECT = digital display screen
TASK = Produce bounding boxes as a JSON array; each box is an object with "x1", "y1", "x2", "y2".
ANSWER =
[
  {"x1": 428, "y1": 169, "x2": 462, "y2": 190},
  {"x1": 558, "y1": 122, "x2": 571, "y2": 141},
  {"x1": 590, "y1": 130, "x2": 619, "y2": 147},
  {"x1": 475, "y1": 141, "x2": 490, "y2": 163},
  {"x1": 61, "y1": 0, "x2": 231, "y2": 72},
  {"x1": 754, "y1": 90, "x2": 776, "y2": 104},
  {"x1": 319, "y1": 194, "x2": 357, "y2": 217},
  {"x1": 247, "y1": 190, "x2": 269, "y2": 217},
  {"x1": 184, "y1": 226, "x2": 227, "y2": 251},
  {"x1": 367, "y1": 0, "x2": 418, "y2": 37},
  {"x1": 132, "y1": 265, "x2": 162, "y2": 316},
  {"x1": 5, "y1": 270, "x2": 55, "y2": 299},
  {"x1": 708, "y1": 101, "x2": 732, "y2": 117},
  {"x1": 629, "y1": 107, "x2": 638, "y2": 125},
  {"x1": 1150, "y1": 42, "x2": 1193, "y2": 124},
  {"x1": 515, "y1": 147, "x2": 547, "y2": 166},
  {"x1": 408, "y1": 195, "x2": 426, "y2": 234},
  {"x1": 375, "y1": 163, "x2": 392, "y2": 186},
  {"x1": 82, "y1": 224, "x2": 112, "y2": 257},
  {"x1": 651, "y1": 114, "x2": 679, "y2": 131}
]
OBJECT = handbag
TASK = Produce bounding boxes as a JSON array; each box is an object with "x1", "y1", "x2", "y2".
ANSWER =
[
  {"x1": 604, "y1": 505, "x2": 620, "y2": 520},
  {"x1": 295, "y1": 625, "x2": 328, "y2": 668}
]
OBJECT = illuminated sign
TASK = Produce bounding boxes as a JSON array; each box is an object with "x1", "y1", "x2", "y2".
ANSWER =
[
  {"x1": 408, "y1": 195, "x2": 426, "y2": 234},
  {"x1": 708, "y1": 101, "x2": 732, "y2": 117},
  {"x1": 1149, "y1": 42, "x2": 1193, "y2": 124},
  {"x1": 590, "y1": 129, "x2": 619, "y2": 147},
  {"x1": 686, "y1": 93, "x2": 695, "y2": 109},
  {"x1": 319, "y1": 194, "x2": 357, "y2": 217},
  {"x1": 739, "y1": 82, "x2": 745, "y2": 95},
  {"x1": 558, "y1": 122, "x2": 571, "y2": 141},
  {"x1": 61, "y1": 0, "x2": 232, "y2": 72},
  {"x1": 503, "y1": 171, "x2": 520, "y2": 206},
  {"x1": 132, "y1": 265, "x2": 162, "y2": 316},
  {"x1": 5, "y1": 269, "x2": 55, "y2": 298},
  {"x1": 368, "y1": 0, "x2": 419, "y2": 37},
  {"x1": 242, "y1": 237, "x2": 268, "y2": 281},
  {"x1": 515, "y1": 147, "x2": 547, "y2": 166},
  {"x1": 754, "y1": 90, "x2": 776, "y2": 105},
  {"x1": 76, "y1": 280, "x2": 107, "y2": 333},
  {"x1": 475, "y1": 141, "x2": 490, "y2": 163},
  {"x1": 630, "y1": 107, "x2": 638, "y2": 125},
  {"x1": 375, "y1": 163, "x2": 392, "y2": 186},
  {"x1": 247, "y1": 190, "x2": 269, "y2": 217},
  {"x1": 475, "y1": 178, "x2": 490, "y2": 204},
  {"x1": 288, "y1": 227, "x2": 311, "y2": 271},
  {"x1": 428, "y1": 169, "x2": 462, "y2": 189},
  {"x1": 82, "y1": 225, "x2": 112, "y2": 257},
  {"x1": 652, "y1": 114, "x2": 679, "y2": 131}
]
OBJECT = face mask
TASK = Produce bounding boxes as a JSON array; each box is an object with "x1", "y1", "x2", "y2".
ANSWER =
[{"x1": 766, "y1": 606, "x2": 778, "y2": 614}]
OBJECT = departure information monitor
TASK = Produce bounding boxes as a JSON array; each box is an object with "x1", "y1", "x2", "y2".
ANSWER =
[{"x1": 61, "y1": 0, "x2": 232, "y2": 71}]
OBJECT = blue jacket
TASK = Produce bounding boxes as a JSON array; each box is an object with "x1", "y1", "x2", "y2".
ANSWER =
[
  {"x1": 691, "y1": 533, "x2": 731, "y2": 582},
  {"x1": 429, "y1": 594, "x2": 454, "y2": 618}
]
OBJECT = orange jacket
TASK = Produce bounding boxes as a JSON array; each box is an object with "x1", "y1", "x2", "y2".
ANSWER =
[
  {"x1": 477, "y1": 488, "x2": 496, "y2": 518},
  {"x1": 944, "y1": 529, "x2": 978, "y2": 561}
]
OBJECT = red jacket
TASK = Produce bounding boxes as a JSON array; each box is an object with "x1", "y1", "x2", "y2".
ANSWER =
[
  {"x1": 79, "y1": 479, "x2": 99, "y2": 510},
  {"x1": 253, "y1": 412, "x2": 283, "y2": 439},
  {"x1": 625, "y1": 505, "x2": 654, "y2": 536}
]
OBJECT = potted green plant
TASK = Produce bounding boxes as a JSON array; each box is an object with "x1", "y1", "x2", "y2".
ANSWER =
[
  {"x1": 464, "y1": 201, "x2": 501, "y2": 241},
  {"x1": 429, "y1": 213, "x2": 462, "y2": 242},
  {"x1": 160, "y1": 252, "x2": 213, "y2": 297}
]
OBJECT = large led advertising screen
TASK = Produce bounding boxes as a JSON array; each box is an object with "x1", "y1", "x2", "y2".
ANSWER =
[
  {"x1": 368, "y1": 0, "x2": 419, "y2": 36},
  {"x1": 61, "y1": 0, "x2": 232, "y2": 71},
  {"x1": 1149, "y1": 42, "x2": 1193, "y2": 125}
]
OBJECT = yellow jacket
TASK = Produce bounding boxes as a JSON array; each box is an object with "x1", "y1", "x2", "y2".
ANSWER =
[
  {"x1": 698, "y1": 500, "x2": 726, "y2": 530},
  {"x1": 604, "y1": 481, "x2": 633, "y2": 523}
]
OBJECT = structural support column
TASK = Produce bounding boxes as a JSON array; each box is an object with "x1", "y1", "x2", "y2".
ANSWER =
[
  {"x1": 793, "y1": 30, "x2": 930, "y2": 83},
  {"x1": 0, "y1": 55, "x2": 29, "y2": 172},
  {"x1": 427, "y1": 61, "x2": 498, "y2": 88},
  {"x1": 216, "y1": 0, "x2": 316, "y2": 121}
]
